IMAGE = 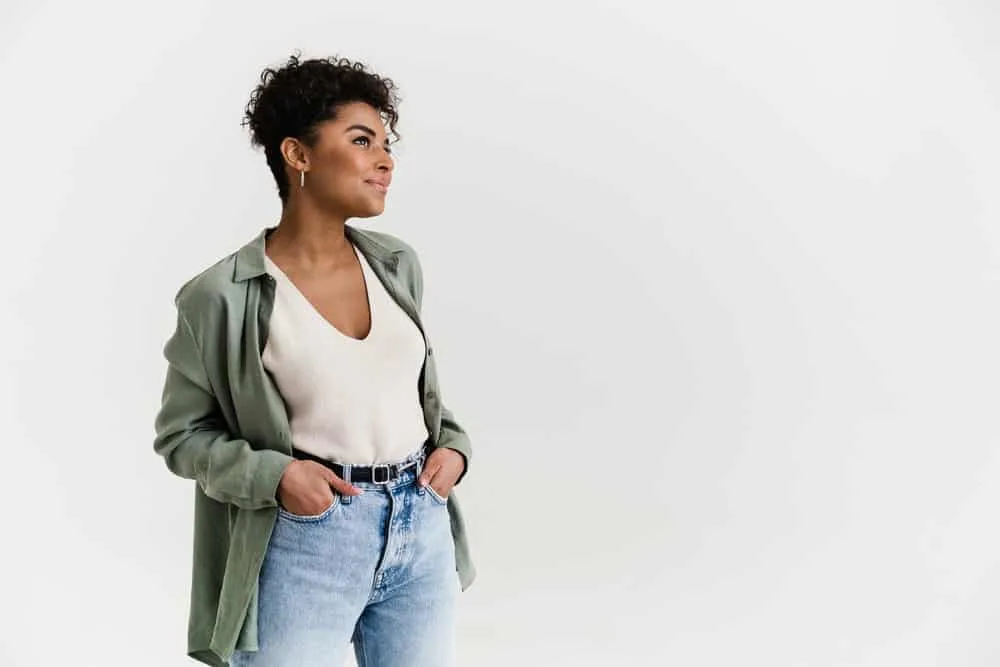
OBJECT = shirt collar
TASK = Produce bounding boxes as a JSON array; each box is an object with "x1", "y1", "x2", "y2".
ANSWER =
[{"x1": 233, "y1": 224, "x2": 399, "y2": 282}]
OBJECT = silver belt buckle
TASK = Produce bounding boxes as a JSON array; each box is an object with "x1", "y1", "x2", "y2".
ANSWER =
[{"x1": 371, "y1": 464, "x2": 392, "y2": 484}]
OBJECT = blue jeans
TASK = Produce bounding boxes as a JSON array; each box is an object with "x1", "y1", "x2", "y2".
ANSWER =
[{"x1": 231, "y1": 452, "x2": 459, "y2": 667}]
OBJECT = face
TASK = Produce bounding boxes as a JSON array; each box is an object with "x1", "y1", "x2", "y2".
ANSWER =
[{"x1": 283, "y1": 101, "x2": 395, "y2": 217}]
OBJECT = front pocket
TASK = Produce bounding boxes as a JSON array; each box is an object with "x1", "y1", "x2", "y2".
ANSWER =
[
  {"x1": 426, "y1": 485, "x2": 449, "y2": 505},
  {"x1": 277, "y1": 495, "x2": 341, "y2": 522}
]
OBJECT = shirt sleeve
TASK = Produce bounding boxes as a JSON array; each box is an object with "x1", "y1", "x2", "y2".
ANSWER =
[{"x1": 153, "y1": 305, "x2": 294, "y2": 508}]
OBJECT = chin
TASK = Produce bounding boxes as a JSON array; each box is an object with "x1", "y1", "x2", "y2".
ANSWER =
[{"x1": 357, "y1": 207, "x2": 386, "y2": 219}]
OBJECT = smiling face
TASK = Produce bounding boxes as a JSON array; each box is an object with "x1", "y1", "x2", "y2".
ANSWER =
[{"x1": 280, "y1": 101, "x2": 395, "y2": 218}]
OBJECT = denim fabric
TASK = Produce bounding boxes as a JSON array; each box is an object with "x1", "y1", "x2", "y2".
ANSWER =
[{"x1": 230, "y1": 452, "x2": 459, "y2": 667}]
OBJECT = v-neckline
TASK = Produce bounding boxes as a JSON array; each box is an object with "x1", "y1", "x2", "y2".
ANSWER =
[{"x1": 264, "y1": 245, "x2": 374, "y2": 343}]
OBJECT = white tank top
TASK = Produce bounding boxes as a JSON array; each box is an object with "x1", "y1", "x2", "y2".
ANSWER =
[{"x1": 261, "y1": 243, "x2": 429, "y2": 465}]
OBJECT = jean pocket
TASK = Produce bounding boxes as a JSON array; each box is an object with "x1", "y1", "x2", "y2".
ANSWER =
[
  {"x1": 277, "y1": 495, "x2": 341, "y2": 522},
  {"x1": 425, "y1": 485, "x2": 449, "y2": 506}
]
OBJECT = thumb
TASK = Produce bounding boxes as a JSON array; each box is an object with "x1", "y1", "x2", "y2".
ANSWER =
[{"x1": 321, "y1": 468, "x2": 361, "y2": 496}]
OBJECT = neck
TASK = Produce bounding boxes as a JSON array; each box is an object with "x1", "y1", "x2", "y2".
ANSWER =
[{"x1": 269, "y1": 196, "x2": 354, "y2": 269}]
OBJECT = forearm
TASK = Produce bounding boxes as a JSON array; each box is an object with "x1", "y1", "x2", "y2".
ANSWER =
[
  {"x1": 154, "y1": 305, "x2": 294, "y2": 509},
  {"x1": 437, "y1": 404, "x2": 471, "y2": 485},
  {"x1": 154, "y1": 420, "x2": 293, "y2": 509}
]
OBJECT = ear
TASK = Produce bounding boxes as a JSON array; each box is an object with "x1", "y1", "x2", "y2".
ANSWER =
[{"x1": 279, "y1": 137, "x2": 309, "y2": 173}]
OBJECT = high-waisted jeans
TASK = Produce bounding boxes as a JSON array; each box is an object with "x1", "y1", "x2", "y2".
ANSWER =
[{"x1": 230, "y1": 450, "x2": 459, "y2": 667}]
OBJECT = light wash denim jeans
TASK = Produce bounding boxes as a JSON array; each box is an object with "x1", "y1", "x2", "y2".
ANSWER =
[{"x1": 230, "y1": 450, "x2": 459, "y2": 667}]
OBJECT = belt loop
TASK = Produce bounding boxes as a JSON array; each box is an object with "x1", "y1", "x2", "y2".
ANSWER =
[
  {"x1": 412, "y1": 453, "x2": 425, "y2": 496},
  {"x1": 341, "y1": 463, "x2": 353, "y2": 505}
]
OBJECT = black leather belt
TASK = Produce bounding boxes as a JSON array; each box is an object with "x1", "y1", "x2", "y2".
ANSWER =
[{"x1": 291, "y1": 447, "x2": 425, "y2": 484}]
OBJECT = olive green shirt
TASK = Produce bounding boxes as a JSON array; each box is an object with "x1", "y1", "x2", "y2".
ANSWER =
[{"x1": 153, "y1": 225, "x2": 475, "y2": 666}]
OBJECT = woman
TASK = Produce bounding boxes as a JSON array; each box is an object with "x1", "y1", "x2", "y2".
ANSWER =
[{"x1": 153, "y1": 53, "x2": 475, "y2": 667}]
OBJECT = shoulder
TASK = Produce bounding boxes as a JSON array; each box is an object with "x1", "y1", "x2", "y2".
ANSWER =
[
  {"x1": 352, "y1": 227, "x2": 425, "y2": 305},
  {"x1": 354, "y1": 226, "x2": 424, "y2": 279},
  {"x1": 355, "y1": 228, "x2": 422, "y2": 265},
  {"x1": 171, "y1": 251, "x2": 243, "y2": 323}
]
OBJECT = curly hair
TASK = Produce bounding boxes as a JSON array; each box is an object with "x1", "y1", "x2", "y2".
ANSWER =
[{"x1": 242, "y1": 52, "x2": 402, "y2": 204}]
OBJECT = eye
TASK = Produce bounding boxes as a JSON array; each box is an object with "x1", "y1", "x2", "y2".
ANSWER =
[{"x1": 354, "y1": 135, "x2": 393, "y2": 155}]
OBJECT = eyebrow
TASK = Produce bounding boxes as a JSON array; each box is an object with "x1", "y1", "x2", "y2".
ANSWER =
[{"x1": 345, "y1": 124, "x2": 390, "y2": 144}]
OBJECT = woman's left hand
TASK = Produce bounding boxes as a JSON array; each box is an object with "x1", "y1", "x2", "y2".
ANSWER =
[{"x1": 418, "y1": 448, "x2": 465, "y2": 499}]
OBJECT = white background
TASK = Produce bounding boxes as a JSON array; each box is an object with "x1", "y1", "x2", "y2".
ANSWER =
[{"x1": 2, "y1": 1, "x2": 999, "y2": 665}]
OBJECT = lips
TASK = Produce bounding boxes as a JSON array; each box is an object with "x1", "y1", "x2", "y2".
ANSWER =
[{"x1": 365, "y1": 179, "x2": 389, "y2": 193}]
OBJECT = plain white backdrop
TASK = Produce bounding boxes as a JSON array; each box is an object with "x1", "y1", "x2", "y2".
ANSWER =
[{"x1": 1, "y1": 0, "x2": 998, "y2": 665}]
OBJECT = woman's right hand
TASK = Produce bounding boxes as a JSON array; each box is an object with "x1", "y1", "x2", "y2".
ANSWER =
[{"x1": 277, "y1": 460, "x2": 362, "y2": 515}]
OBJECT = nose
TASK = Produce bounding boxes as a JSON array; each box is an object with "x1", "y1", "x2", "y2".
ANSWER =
[{"x1": 378, "y1": 146, "x2": 394, "y2": 169}]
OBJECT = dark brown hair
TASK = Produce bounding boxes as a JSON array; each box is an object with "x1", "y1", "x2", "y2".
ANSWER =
[{"x1": 242, "y1": 52, "x2": 402, "y2": 204}]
